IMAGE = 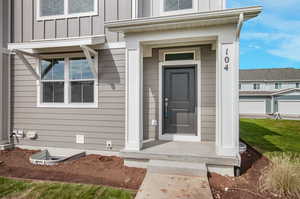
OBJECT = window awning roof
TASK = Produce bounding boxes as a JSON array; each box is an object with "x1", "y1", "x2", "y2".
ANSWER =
[
  {"x1": 105, "y1": 6, "x2": 262, "y2": 33},
  {"x1": 7, "y1": 36, "x2": 104, "y2": 80},
  {"x1": 8, "y1": 35, "x2": 105, "y2": 53}
]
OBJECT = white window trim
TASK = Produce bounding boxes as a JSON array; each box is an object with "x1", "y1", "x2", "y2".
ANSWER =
[
  {"x1": 36, "y1": 53, "x2": 99, "y2": 108},
  {"x1": 160, "y1": 0, "x2": 198, "y2": 16},
  {"x1": 37, "y1": 0, "x2": 98, "y2": 21}
]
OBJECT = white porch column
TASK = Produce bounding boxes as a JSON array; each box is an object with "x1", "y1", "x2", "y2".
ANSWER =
[
  {"x1": 216, "y1": 39, "x2": 239, "y2": 157},
  {"x1": 125, "y1": 44, "x2": 143, "y2": 151}
]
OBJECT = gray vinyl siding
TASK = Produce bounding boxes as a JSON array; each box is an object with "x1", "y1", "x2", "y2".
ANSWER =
[
  {"x1": 143, "y1": 45, "x2": 216, "y2": 142},
  {"x1": 143, "y1": 49, "x2": 159, "y2": 140},
  {"x1": 12, "y1": 0, "x2": 132, "y2": 43},
  {"x1": 11, "y1": 49, "x2": 126, "y2": 151},
  {"x1": 200, "y1": 46, "x2": 216, "y2": 142}
]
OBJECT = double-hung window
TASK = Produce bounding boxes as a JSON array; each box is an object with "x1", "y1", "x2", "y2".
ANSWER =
[
  {"x1": 38, "y1": 0, "x2": 98, "y2": 20},
  {"x1": 38, "y1": 55, "x2": 98, "y2": 108},
  {"x1": 161, "y1": 0, "x2": 197, "y2": 15},
  {"x1": 253, "y1": 83, "x2": 260, "y2": 90}
]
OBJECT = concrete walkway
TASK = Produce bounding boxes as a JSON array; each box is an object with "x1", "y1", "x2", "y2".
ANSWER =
[{"x1": 135, "y1": 172, "x2": 213, "y2": 199}]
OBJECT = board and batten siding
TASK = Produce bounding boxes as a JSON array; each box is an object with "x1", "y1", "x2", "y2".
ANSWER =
[
  {"x1": 12, "y1": 0, "x2": 132, "y2": 43},
  {"x1": 11, "y1": 49, "x2": 126, "y2": 151},
  {"x1": 143, "y1": 45, "x2": 216, "y2": 141}
]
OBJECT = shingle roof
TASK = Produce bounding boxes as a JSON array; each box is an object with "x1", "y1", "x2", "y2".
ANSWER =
[{"x1": 240, "y1": 68, "x2": 300, "y2": 81}]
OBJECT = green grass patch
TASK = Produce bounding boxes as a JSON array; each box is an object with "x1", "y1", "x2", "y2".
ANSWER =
[
  {"x1": 0, "y1": 177, "x2": 134, "y2": 199},
  {"x1": 240, "y1": 118, "x2": 300, "y2": 157}
]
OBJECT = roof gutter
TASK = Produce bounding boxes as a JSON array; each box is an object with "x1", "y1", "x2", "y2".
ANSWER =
[{"x1": 105, "y1": 6, "x2": 262, "y2": 33}]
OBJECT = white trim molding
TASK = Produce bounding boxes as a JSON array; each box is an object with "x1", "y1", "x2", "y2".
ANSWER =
[
  {"x1": 8, "y1": 35, "x2": 105, "y2": 51},
  {"x1": 36, "y1": 0, "x2": 98, "y2": 21},
  {"x1": 125, "y1": 46, "x2": 143, "y2": 151},
  {"x1": 216, "y1": 41, "x2": 240, "y2": 157},
  {"x1": 158, "y1": 47, "x2": 201, "y2": 142}
]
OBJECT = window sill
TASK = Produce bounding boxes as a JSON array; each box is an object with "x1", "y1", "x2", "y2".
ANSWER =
[
  {"x1": 36, "y1": 11, "x2": 98, "y2": 21},
  {"x1": 37, "y1": 103, "x2": 98, "y2": 109},
  {"x1": 160, "y1": 9, "x2": 198, "y2": 17}
]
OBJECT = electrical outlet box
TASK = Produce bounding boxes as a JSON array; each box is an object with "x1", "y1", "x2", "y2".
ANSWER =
[
  {"x1": 106, "y1": 140, "x2": 112, "y2": 150},
  {"x1": 76, "y1": 135, "x2": 85, "y2": 144},
  {"x1": 27, "y1": 131, "x2": 38, "y2": 139},
  {"x1": 151, "y1": 120, "x2": 158, "y2": 126},
  {"x1": 17, "y1": 129, "x2": 24, "y2": 138}
]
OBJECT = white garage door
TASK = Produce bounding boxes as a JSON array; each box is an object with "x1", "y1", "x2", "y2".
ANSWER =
[
  {"x1": 239, "y1": 100, "x2": 266, "y2": 114},
  {"x1": 278, "y1": 101, "x2": 300, "y2": 115}
]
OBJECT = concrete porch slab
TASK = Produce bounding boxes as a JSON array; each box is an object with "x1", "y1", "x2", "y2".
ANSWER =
[
  {"x1": 135, "y1": 172, "x2": 213, "y2": 199},
  {"x1": 121, "y1": 141, "x2": 239, "y2": 166}
]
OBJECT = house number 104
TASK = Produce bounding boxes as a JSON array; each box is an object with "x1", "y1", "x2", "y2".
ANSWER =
[{"x1": 224, "y1": 48, "x2": 230, "y2": 70}]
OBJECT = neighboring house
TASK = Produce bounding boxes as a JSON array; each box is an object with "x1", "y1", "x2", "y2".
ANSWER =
[
  {"x1": 239, "y1": 68, "x2": 300, "y2": 116},
  {"x1": 0, "y1": 0, "x2": 261, "y2": 176}
]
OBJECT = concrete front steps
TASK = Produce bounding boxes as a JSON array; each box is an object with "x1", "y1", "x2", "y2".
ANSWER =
[{"x1": 148, "y1": 160, "x2": 207, "y2": 177}]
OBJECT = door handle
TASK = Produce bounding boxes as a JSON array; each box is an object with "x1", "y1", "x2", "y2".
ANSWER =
[{"x1": 164, "y1": 98, "x2": 169, "y2": 118}]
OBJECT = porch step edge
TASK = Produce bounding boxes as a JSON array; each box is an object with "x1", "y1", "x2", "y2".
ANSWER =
[
  {"x1": 120, "y1": 150, "x2": 239, "y2": 166},
  {"x1": 148, "y1": 159, "x2": 207, "y2": 177}
]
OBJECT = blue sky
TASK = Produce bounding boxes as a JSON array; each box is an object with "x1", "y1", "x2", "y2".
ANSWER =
[{"x1": 228, "y1": 0, "x2": 300, "y2": 69}]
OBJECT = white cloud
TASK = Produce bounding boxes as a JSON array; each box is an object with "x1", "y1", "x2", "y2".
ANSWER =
[
  {"x1": 228, "y1": 0, "x2": 300, "y2": 63},
  {"x1": 258, "y1": 14, "x2": 300, "y2": 33},
  {"x1": 268, "y1": 37, "x2": 300, "y2": 62}
]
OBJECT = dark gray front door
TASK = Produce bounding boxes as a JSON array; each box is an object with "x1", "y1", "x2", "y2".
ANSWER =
[{"x1": 163, "y1": 66, "x2": 197, "y2": 135}]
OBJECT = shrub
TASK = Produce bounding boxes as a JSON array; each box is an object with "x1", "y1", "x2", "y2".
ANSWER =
[{"x1": 259, "y1": 153, "x2": 300, "y2": 198}]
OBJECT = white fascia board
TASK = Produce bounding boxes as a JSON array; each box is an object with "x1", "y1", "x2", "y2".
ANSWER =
[
  {"x1": 8, "y1": 35, "x2": 105, "y2": 51},
  {"x1": 240, "y1": 80, "x2": 300, "y2": 82},
  {"x1": 239, "y1": 94, "x2": 272, "y2": 97},
  {"x1": 105, "y1": 6, "x2": 262, "y2": 33}
]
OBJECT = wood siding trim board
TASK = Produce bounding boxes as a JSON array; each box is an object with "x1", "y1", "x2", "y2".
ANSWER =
[{"x1": 12, "y1": 49, "x2": 126, "y2": 151}]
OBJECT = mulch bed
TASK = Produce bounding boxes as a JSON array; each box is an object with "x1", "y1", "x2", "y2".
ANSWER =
[
  {"x1": 208, "y1": 144, "x2": 281, "y2": 199},
  {"x1": 0, "y1": 148, "x2": 146, "y2": 190}
]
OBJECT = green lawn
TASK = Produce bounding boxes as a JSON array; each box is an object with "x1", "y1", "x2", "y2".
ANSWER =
[
  {"x1": 0, "y1": 177, "x2": 134, "y2": 199},
  {"x1": 240, "y1": 118, "x2": 300, "y2": 156}
]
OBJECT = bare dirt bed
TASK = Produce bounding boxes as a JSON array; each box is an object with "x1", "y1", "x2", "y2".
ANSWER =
[
  {"x1": 0, "y1": 148, "x2": 146, "y2": 190},
  {"x1": 209, "y1": 144, "x2": 281, "y2": 199}
]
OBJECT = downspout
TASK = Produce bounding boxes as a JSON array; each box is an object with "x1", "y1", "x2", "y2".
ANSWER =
[
  {"x1": 235, "y1": 13, "x2": 244, "y2": 176},
  {"x1": 7, "y1": 0, "x2": 12, "y2": 146}
]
